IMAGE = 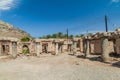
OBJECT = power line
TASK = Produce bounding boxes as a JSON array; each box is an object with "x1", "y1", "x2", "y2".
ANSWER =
[{"x1": 107, "y1": 16, "x2": 119, "y2": 29}]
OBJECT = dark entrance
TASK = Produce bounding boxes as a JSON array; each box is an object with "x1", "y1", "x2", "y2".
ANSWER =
[
  {"x1": 42, "y1": 43, "x2": 48, "y2": 53},
  {"x1": 68, "y1": 44, "x2": 72, "y2": 52},
  {"x1": 2, "y1": 45, "x2": 9, "y2": 55}
]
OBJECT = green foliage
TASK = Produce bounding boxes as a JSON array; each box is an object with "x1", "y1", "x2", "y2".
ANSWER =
[
  {"x1": 58, "y1": 32, "x2": 63, "y2": 38},
  {"x1": 39, "y1": 32, "x2": 86, "y2": 39},
  {"x1": 69, "y1": 35, "x2": 73, "y2": 39},
  {"x1": 40, "y1": 32, "x2": 64, "y2": 39},
  {"x1": 21, "y1": 36, "x2": 30, "y2": 42},
  {"x1": 63, "y1": 34, "x2": 68, "y2": 38},
  {"x1": 79, "y1": 34, "x2": 85, "y2": 37},
  {"x1": 87, "y1": 33, "x2": 93, "y2": 36},
  {"x1": 39, "y1": 37, "x2": 42, "y2": 39},
  {"x1": 75, "y1": 35, "x2": 79, "y2": 37},
  {"x1": 22, "y1": 47, "x2": 29, "y2": 54},
  {"x1": 46, "y1": 35, "x2": 51, "y2": 39},
  {"x1": 52, "y1": 34, "x2": 58, "y2": 38}
]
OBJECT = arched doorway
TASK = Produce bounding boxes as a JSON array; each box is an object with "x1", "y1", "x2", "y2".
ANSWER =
[{"x1": 22, "y1": 45, "x2": 30, "y2": 54}]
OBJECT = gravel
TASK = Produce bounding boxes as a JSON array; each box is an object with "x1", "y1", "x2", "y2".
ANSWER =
[{"x1": 0, "y1": 54, "x2": 120, "y2": 80}]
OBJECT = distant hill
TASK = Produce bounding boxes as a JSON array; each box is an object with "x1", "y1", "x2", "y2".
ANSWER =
[{"x1": 0, "y1": 20, "x2": 32, "y2": 39}]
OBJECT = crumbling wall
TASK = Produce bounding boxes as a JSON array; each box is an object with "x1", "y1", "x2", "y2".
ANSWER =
[
  {"x1": 18, "y1": 42, "x2": 35, "y2": 54},
  {"x1": 47, "y1": 42, "x2": 53, "y2": 52},
  {"x1": 62, "y1": 44, "x2": 68, "y2": 52},
  {"x1": 79, "y1": 39, "x2": 84, "y2": 52},
  {"x1": 108, "y1": 40, "x2": 114, "y2": 54},
  {"x1": 90, "y1": 39, "x2": 102, "y2": 55},
  {"x1": 116, "y1": 38, "x2": 120, "y2": 54},
  {"x1": 89, "y1": 39, "x2": 114, "y2": 55}
]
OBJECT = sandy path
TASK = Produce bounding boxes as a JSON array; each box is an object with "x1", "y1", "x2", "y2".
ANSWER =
[{"x1": 0, "y1": 54, "x2": 119, "y2": 80}]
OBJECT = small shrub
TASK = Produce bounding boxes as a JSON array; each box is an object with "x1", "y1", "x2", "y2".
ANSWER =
[
  {"x1": 21, "y1": 36, "x2": 30, "y2": 42},
  {"x1": 22, "y1": 47, "x2": 29, "y2": 54}
]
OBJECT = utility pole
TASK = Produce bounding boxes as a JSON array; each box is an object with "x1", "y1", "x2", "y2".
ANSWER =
[
  {"x1": 67, "y1": 28, "x2": 69, "y2": 39},
  {"x1": 105, "y1": 15, "x2": 108, "y2": 32}
]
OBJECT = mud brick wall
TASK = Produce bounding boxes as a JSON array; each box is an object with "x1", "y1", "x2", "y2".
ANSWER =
[
  {"x1": 108, "y1": 40, "x2": 114, "y2": 54},
  {"x1": 116, "y1": 39, "x2": 120, "y2": 54},
  {"x1": 47, "y1": 42, "x2": 53, "y2": 52},
  {"x1": 62, "y1": 44, "x2": 68, "y2": 52},
  {"x1": 89, "y1": 39, "x2": 114, "y2": 55},
  {"x1": 79, "y1": 39, "x2": 84, "y2": 52},
  {"x1": 90, "y1": 40, "x2": 102, "y2": 54}
]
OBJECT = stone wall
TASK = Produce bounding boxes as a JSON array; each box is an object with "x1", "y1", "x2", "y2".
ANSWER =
[
  {"x1": 116, "y1": 39, "x2": 120, "y2": 54},
  {"x1": 108, "y1": 40, "x2": 114, "y2": 54},
  {"x1": 79, "y1": 39, "x2": 84, "y2": 52},
  {"x1": 0, "y1": 37, "x2": 18, "y2": 58},
  {"x1": 90, "y1": 39, "x2": 102, "y2": 55},
  {"x1": 17, "y1": 42, "x2": 36, "y2": 54},
  {"x1": 89, "y1": 39, "x2": 114, "y2": 55}
]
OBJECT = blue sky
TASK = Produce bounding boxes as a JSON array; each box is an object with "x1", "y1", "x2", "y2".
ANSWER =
[{"x1": 0, "y1": 0, "x2": 120, "y2": 37}]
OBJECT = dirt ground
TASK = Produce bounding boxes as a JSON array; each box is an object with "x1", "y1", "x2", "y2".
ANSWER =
[{"x1": 0, "y1": 53, "x2": 120, "y2": 80}]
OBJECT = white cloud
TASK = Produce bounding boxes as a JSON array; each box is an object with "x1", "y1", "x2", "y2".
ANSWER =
[
  {"x1": 112, "y1": 0, "x2": 119, "y2": 3},
  {"x1": 0, "y1": 0, "x2": 18, "y2": 10}
]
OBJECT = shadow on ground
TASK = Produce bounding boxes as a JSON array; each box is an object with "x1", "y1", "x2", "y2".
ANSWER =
[
  {"x1": 88, "y1": 56, "x2": 103, "y2": 62},
  {"x1": 75, "y1": 54, "x2": 103, "y2": 62},
  {"x1": 76, "y1": 55, "x2": 86, "y2": 59},
  {"x1": 68, "y1": 54, "x2": 75, "y2": 56},
  {"x1": 68, "y1": 53, "x2": 87, "y2": 59},
  {"x1": 109, "y1": 52, "x2": 120, "y2": 58},
  {"x1": 112, "y1": 61, "x2": 120, "y2": 68},
  {"x1": 68, "y1": 53, "x2": 120, "y2": 68}
]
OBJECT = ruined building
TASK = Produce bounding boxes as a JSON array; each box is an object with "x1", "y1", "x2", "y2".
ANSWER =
[
  {"x1": 74, "y1": 28, "x2": 120, "y2": 62},
  {"x1": 1, "y1": 20, "x2": 120, "y2": 63},
  {"x1": 0, "y1": 20, "x2": 74, "y2": 58}
]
